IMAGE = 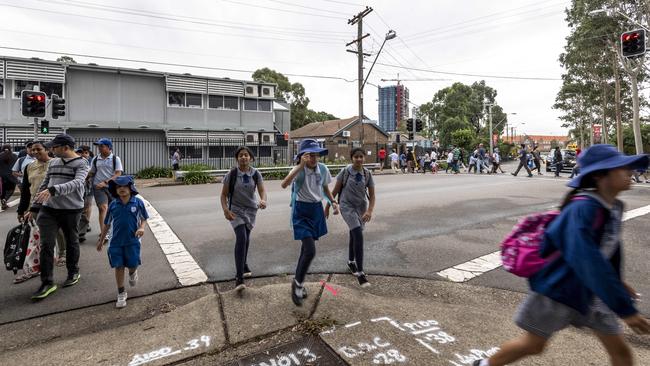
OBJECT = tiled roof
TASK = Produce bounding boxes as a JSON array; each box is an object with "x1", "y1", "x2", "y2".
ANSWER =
[{"x1": 290, "y1": 116, "x2": 359, "y2": 138}]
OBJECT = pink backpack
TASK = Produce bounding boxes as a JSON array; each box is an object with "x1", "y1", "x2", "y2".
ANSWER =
[{"x1": 501, "y1": 196, "x2": 598, "y2": 277}]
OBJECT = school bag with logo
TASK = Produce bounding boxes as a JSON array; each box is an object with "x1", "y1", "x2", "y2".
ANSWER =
[
  {"x1": 4, "y1": 223, "x2": 31, "y2": 274},
  {"x1": 500, "y1": 196, "x2": 604, "y2": 278},
  {"x1": 226, "y1": 167, "x2": 261, "y2": 210}
]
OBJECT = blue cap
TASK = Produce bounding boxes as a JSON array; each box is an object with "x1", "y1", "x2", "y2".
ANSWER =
[
  {"x1": 296, "y1": 139, "x2": 328, "y2": 159},
  {"x1": 567, "y1": 144, "x2": 649, "y2": 188},
  {"x1": 108, "y1": 176, "x2": 138, "y2": 198},
  {"x1": 93, "y1": 138, "x2": 113, "y2": 150}
]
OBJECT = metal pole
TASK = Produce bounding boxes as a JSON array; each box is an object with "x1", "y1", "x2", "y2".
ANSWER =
[
  {"x1": 358, "y1": 17, "x2": 364, "y2": 146},
  {"x1": 33, "y1": 117, "x2": 38, "y2": 140},
  {"x1": 488, "y1": 105, "x2": 493, "y2": 153}
]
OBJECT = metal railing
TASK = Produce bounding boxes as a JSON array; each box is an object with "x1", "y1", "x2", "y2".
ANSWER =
[{"x1": 173, "y1": 163, "x2": 381, "y2": 180}]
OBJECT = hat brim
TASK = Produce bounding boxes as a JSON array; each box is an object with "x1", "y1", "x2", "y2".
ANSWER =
[
  {"x1": 108, "y1": 179, "x2": 139, "y2": 198},
  {"x1": 297, "y1": 147, "x2": 328, "y2": 159},
  {"x1": 567, "y1": 154, "x2": 649, "y2": 188}
]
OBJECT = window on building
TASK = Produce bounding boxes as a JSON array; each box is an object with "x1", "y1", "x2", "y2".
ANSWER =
[
  {"x1": 168, "y1": 92, "x2": 185, "y2": 107},
  {"x1": 170, "y1": 145, "x2": 203, "y2": 159},
  {"x1": 13, "y1": 80, "x2": 37, "y2": 98},
  {"x1": 223, "y1": 96, "x2": 239, "y2": 110},
  {"x1": 244, "y1": 98, "x2": 258, "y2": 111},
  {"x1": 208, "y1": 146, "x2": 225, "y2": 158},
  {"x1": 13, "y1": 80, "x2": 63, "y2": 98},
  {"x1": 208, "y1": 95, "x2": 223, "y2": 109},
  {"x1": 0, "y1": 80, "x2": 4, "y2": 98},
  {"x1": 258, "y1": 99, "x2": 272, "y2": 112},
  {"x1": 185, "y1": 93, "x2": 202, "y2": 108},
  {"x1": 40, "y1": 82, "x2": 63, "y2": 97}
]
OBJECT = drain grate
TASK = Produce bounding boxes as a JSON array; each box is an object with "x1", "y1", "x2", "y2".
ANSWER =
[{"x1": 224, "y1": 336, "x2": 346, "y2": 366}]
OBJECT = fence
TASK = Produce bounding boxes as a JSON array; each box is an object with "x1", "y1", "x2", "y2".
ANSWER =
[{"x1": 2, "y1": 137, "x2": 290, "y2": 175}]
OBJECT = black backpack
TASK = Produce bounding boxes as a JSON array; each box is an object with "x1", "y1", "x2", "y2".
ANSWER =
[
  {"x1": 4, "y1": 223, "x2": 31, "y2": 274},
  {"x1": 227, "y1": 167, "x2": 261, "y2": 210}
]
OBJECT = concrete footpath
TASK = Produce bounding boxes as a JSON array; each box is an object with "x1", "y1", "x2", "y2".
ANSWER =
[{"x1": 1, "y1": 275, "x2": 649, "y2": 366}]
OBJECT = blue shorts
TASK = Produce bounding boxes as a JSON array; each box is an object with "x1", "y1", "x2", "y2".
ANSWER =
[{"x1": 108, "y1": 244, "x2": 141, "y2": 268}]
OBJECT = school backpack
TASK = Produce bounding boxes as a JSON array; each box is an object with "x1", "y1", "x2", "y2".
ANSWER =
[
  {"x1": 290, "y1": 162, "x2": 330, "y2": 208},
  {"x1": 4, "y1": 223, "x2": 31, "y2": 274},
  {"x1": 226, "y1": 167, "x2": 261, "y2": 210},
  {"x1": 340, "y1": 165, "x2": 371, "y2": 200},
  {"x1": 500, "y1": 195, "x2": 604, "y2": 278}
]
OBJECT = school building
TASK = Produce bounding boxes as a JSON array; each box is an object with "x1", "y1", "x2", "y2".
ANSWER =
[{"x1": 0, "y1": 56, "x2": 291, "y2": 173}]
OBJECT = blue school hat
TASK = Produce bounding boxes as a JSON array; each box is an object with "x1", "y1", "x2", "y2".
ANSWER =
[
  {"x1": 93, "y1": 137, "x2": 113, "y2": 150},
  {"x1": 567, "y1": 144, "x2": 649, "y2": 188},
  {"x1": 108, "y1": 175, "x2": 139, "y2": 198},
  {"x1": 296, "y1": 139, "x2": 328, "y2": 159}
]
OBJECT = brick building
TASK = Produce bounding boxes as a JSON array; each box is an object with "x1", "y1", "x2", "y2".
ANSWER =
[{"x1": 504, "y1": 135, "x2": 570, "y2": 151}]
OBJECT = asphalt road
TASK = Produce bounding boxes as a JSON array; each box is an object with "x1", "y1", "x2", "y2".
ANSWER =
[{"x1": 1, "y1": 171, "x2": 649, "y2": 324}]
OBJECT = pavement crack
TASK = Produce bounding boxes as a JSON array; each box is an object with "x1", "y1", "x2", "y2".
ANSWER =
[
  {"x1": 308, "y1": 273, "x2": 332, "y2": 320},
  {"x1": 213, "y1": 283, "x2": 231, "y2": 346}
]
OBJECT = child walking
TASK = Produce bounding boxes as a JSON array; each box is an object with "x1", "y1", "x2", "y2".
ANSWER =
[
  {"x1": 327, "y1": 148, "x2": 375, "y2": 287},
  {"x1": 281, "y1": 139, "x2": 338, "y2": 307},
  {"x1": 96, "y1": 176, "x2": 149, "y2": 308},
  {"x1": 220, "y1": 146, "x2": 267, "y2": 291},
  {"x1": 474, "y1": 145, "x2": 650, "y2": 366}
]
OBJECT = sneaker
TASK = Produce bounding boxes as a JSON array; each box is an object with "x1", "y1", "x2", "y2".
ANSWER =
[
  {"x1": 347, "y1": 261, "x2": 359, "y2": 275},
  {"x1": 116, "y1": 291, "x2": 127, "y2": 308},
  {"x1": 243, "y1": 265, "x2": 252, "y2": 278},
  {"x1": 511, "y1": 173, "x2": 517, "y2": 177},
  {"x1": 291, "y1": 280, "x2": 303, "y2": 307},
  {"x1": 357, "y1": 272, "x2": 371, "y2": 288},
  {"x1": 63, "y1": 273, "x2": 81, "y2": 288},
  {"x1": 129, "y1": 270, "x2": 138, "y2": 287},
  {"x1": 235, "y1": 278, "x2": 245, "y2": 291},
  {"x1": 31, "y1": 283, "x2": 57, "y2": 300},
  {"x1": 528, "y1": 174, "x2": 533, "y2": 178}
]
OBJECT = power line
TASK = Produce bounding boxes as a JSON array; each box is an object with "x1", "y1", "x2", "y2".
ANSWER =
[
  {"x1": 262, "y1": 0, "x2": 349, "y2": 16},
  {"x1": 370, "y1": 12, "x2": 431, "y2": 69},
  {"x1": 372, "y1": 61, "x2": 562, "y2": 81},
  {"x1": 0, "y1": 3, "x2": 345, "y2": 45},
  {"x1": 320, "y1": 0, "x2": 365, "y2": 7},
  {"x1": 0, "y1": 45, "x2": 359, "y2": 82},
  {"x1": 57, "y1": 0, "x2": 352, "y2": 35},
  {"x1": 220, "y1": 0, "x2": 346, "y2": 20}
]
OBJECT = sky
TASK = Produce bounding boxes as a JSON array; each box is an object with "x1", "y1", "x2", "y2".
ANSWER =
[{"x1": 0, "y1": 0, "x2": 573, "y2": 136}]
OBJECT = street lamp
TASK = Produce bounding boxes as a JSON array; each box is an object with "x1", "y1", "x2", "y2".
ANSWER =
[
  {"x1": 359, "y1": 29, "x2": 397, "y2": 145},
  {"x1": 589, "y1": 8, "x2": 649, "y2": 32}
]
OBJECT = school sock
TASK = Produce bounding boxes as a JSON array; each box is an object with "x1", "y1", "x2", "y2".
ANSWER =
[
  {"x1": 118, "y1": 287, "x2": 125, "y2": 294},
  {"x1": 350, "y1": 227, "x2": 364, "y2": 273},
  {"x1": 295, "y1": 237, "x2": 316, "y2": 284},
  {"x1": 234, "y1": 224, "x2": 251, "y2": 280},
  {"x1": 348, "y1": 231, "x2": 355, "y2": 262}
]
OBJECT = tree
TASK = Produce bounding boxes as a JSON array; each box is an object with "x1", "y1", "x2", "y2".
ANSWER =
[
  {"x1": 56, "y1": 56, "x2": 77, "y2": 64},
  {"x1": 451, "y1": 128, "x2": 475, "y2": 152}
]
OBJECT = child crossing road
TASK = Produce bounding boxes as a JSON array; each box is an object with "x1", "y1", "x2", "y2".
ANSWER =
[
  {"x1": 220, "y1": 146, "x2": 267, "y2": 291},
  {"x1": 326, "y1": 148, "x2": 375, "y2": 287},
  {"x1": 281, "y1": 139, "x2": 338, "y2": 307},
  {"x1": 96, "y1": 176, "x2": 149, "y2": 308},
  {"x1": 475, "y1": 145, "x2": 650, "y2": 366}
]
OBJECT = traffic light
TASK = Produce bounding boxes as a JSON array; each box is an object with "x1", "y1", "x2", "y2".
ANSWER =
[
  {"x1": 51, "y1": 94, "x2": 66, "y2": 119},
  {"x1": 408, "y1": 132, "x2": 414, "y2": 140},
  {"x1": 21, "y1": 90, "x2": 46, "y2": 118},
  {"x1": 416, "y1": 119, "x2": 423, "y2": 132},
  {"x1": 40, "y1": 119, "x2": 50, "y2": 134},
  {"x1": 406, "y1": 118, "x2": 414, "y2": 132},
  {"x1": 621, "y1": 29, "x2": 646, "y2": 58}
]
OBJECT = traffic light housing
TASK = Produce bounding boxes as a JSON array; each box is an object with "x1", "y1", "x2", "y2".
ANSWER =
[
  {"x1": 40, "y1": 119, "x2": 50, "y2": 134},
  {"x1": 406, "y1": 118, "x2": 414, "y2": 132},
  {"x1": 21, "y1": 90, "x2": 46, "y2": 118},
  {"x1": 621, "y1": 29, "x2": 646, "y2": 58},
  {"x1": 416, "y1": 119, "x2": 423, "y2": 132},
  {"x1": 51, "y1": 94, "x2": 66, "y2": 119}
]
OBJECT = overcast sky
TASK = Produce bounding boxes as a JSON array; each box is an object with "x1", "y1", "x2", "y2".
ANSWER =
[{"x1": 1, "y1": 0, "x2": 572, "y2": 135}]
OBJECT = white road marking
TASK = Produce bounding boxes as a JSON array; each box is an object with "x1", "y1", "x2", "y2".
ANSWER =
[
  {"x1": 138, "y1": 195, "x2": 208, "y2": 286},
  {"x1": 437, "y1": 203, "x2": 650, "y2": 282}
]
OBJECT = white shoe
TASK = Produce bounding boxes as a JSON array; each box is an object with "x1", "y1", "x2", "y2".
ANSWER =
[
  {"x1": 129, "y1": 270, "x2": 138, "y2": 287},
  {"x1": 116, "y1": 292, "x2": 127, "y2": 308}
]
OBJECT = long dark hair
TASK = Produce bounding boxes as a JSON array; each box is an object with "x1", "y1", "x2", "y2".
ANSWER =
[{"x1": 560, "y1": 170, "x2": 606, "y2": 209}]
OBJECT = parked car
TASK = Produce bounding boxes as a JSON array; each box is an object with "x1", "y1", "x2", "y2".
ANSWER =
[{"x1": 546, "y1": 149, "x2": 576, "y2": 173}]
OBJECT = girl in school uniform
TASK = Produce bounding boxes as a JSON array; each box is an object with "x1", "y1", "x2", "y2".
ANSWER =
[
  {"x1": 220, "y1": 146, "x2": 267, "y2": 291},
  {"x1": 474, "y1": 145, "x2": 650, "y2": 366},
  {"x1": 281, "y1": 139, "x2": 338, "y2": 307},
  {"x1": 326, "y1": 148, "x2": 376, "y2": 287}
]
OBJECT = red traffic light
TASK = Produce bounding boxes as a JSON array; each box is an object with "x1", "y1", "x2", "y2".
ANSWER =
[{"x1": 621, "y1": 29, "x2": 646, "y2": 58}]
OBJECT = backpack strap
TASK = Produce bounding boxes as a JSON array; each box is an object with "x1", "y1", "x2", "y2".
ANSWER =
[
  {"x1": 318, "y1": 163, "x2": 332, "y2": 205},
  {"x1": 227, "y1": 167, "x2": 238, "y2": 211},
  {"x1": 290, "y1": 167, "x2": 306, "y2": 208}
]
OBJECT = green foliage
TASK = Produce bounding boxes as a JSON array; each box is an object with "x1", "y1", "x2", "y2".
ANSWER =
[
  {"x1": 451, "y1": 129, "x2": 476, "y2": 152},
  {"x1": 56, "y1": 55, "x2": 77, "y2": 64},
  {"x1": 305, "y1": 110, "x2": 338, "y2": 123},
  {"x1": 181, "y1": 164, "x2": 213, "y2": 185},
  {"x1": 136, "y1": 166, "x2": 172, "y2": 179}
]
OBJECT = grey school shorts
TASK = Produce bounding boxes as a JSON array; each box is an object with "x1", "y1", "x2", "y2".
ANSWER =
[
  {"x1": 94, "y1": 187, "x2": 113, "y2": 206},
  {"x1": 514, "y1": 292, "x2": 621, "y2": 339}
]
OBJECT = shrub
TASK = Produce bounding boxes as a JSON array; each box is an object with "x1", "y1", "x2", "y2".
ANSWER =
[
  {"x1": 136, "y1": 166, "x2": 172, "y2": 179},
  {"x1": 181, "y1": 163, "x2": 213, "y2": 185}
]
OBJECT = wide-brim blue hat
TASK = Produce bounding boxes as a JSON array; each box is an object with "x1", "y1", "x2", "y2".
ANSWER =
[
  {"x1": 568, "y1": 144, "x2": 649, "y2": 188},
  {"x1": 108, "y1": 175, "x2": 138, "y2": 198},
  {"x1": 296, "y1": 138, "x2": 328, "y2": 159}
]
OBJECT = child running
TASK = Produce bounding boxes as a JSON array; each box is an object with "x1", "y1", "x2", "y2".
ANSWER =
[
  {"x1": 327, "y1": 148, "x2": 375, "y2": 287},
  {"x1": 474, "y1": 144, "x2": 650, "y2": 366},
  {"x1": 96, "y1": 176, "x2": 149, "y2": 308},
  {"x1": 220, "y1": 146, "x2": 267, "y2": 291},
  {"x1": 281, "y1": 139, "x2": 338, "y2": 307}
]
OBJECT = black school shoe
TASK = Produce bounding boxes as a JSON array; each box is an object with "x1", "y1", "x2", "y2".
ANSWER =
[
  {"x1": 291, "y1": 280, "x2": 303, "y2": 307},
  {"x1": 235, "y1": 278, "x2": 245, "y2": 291},
  {"x1": 347, "y1": 262, "x2": 359, "y2": 275},
  {"x1": 63, "y1": 273, "x2": 81, "y2": 287},
  {"x1": 357, "y1": 272, "x2": 370, "y2": 288}
]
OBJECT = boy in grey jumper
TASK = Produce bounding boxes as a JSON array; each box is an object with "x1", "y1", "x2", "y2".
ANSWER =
[{"x1": 28, "y1": 134, "x2": 89, "y2": 300}]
